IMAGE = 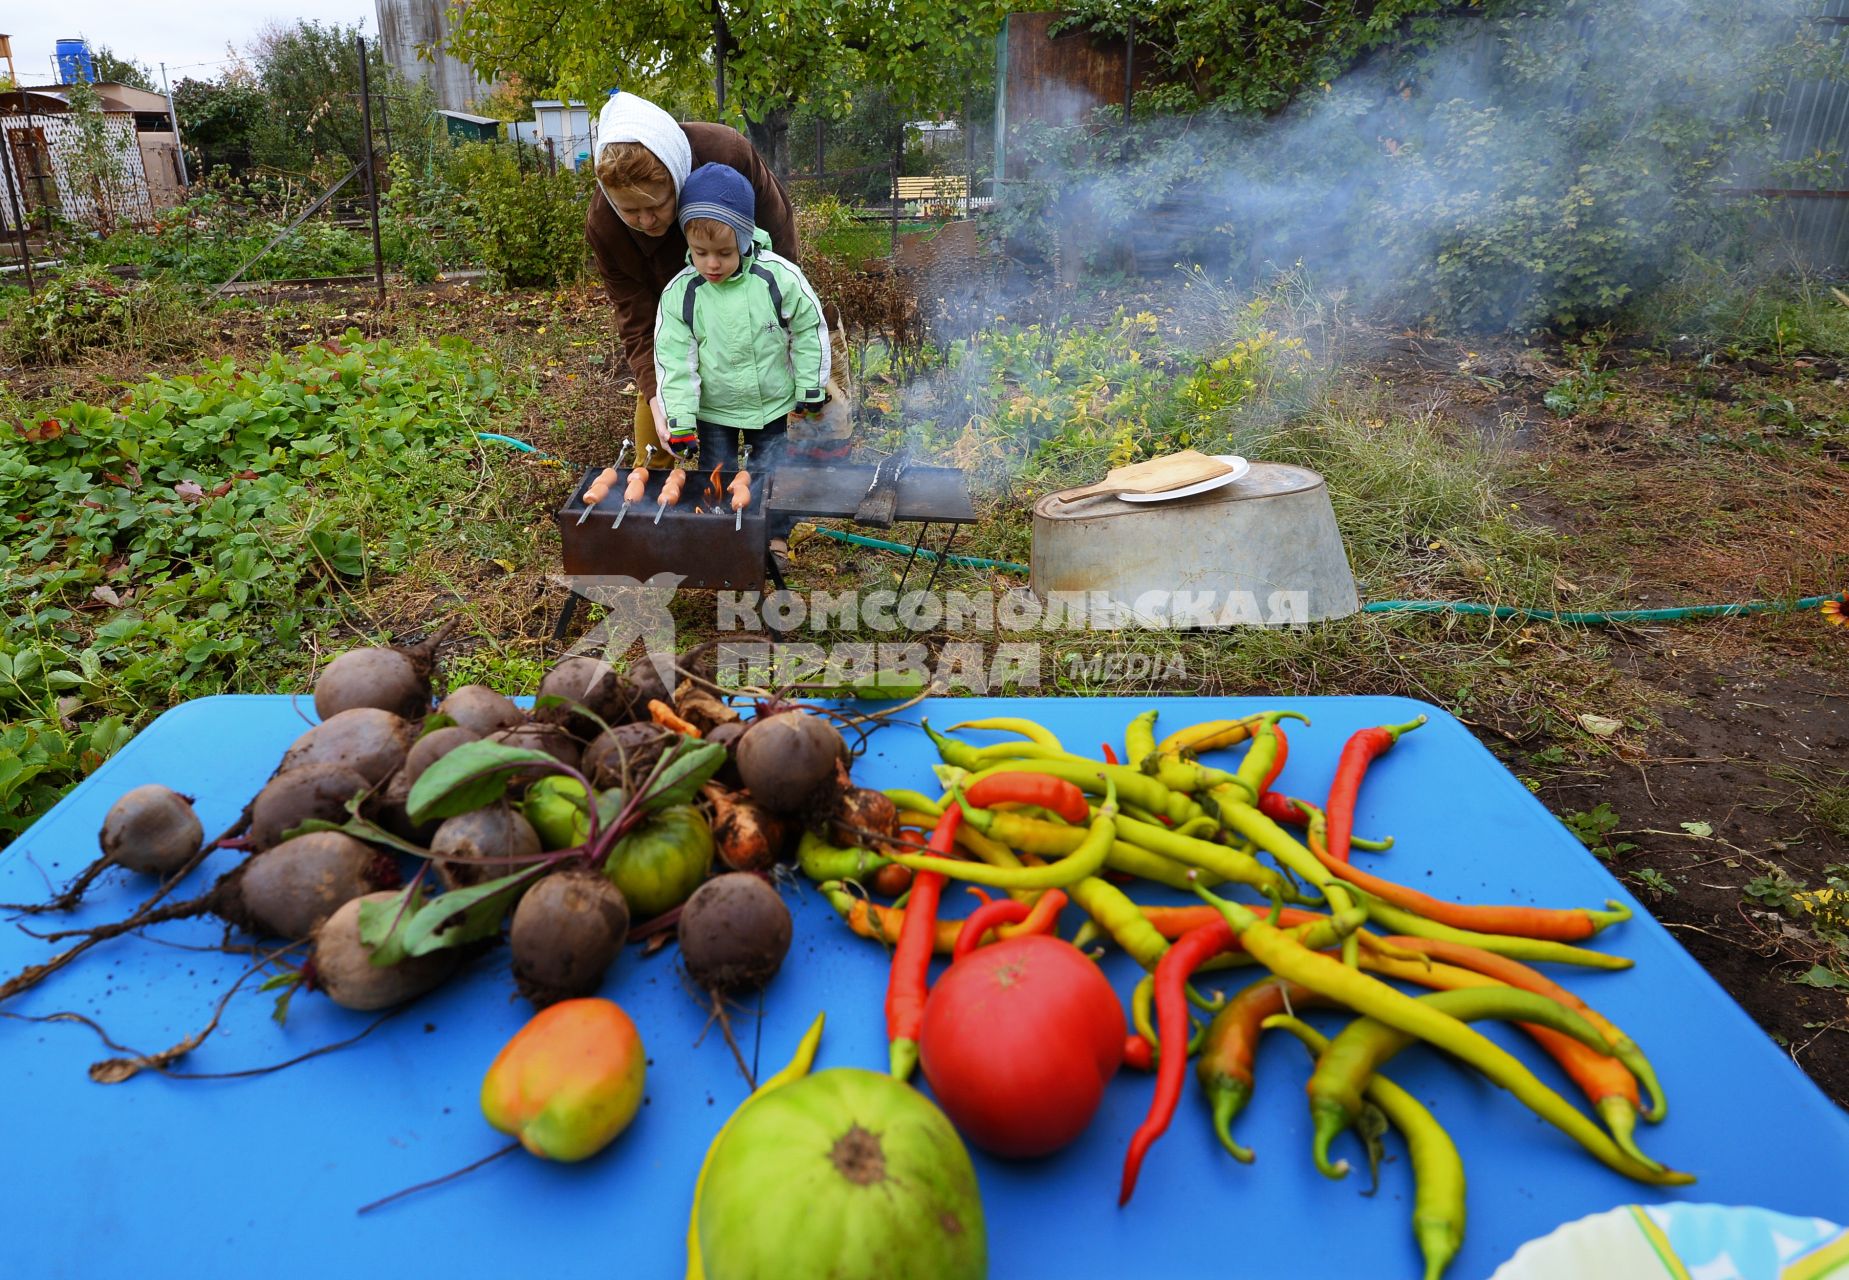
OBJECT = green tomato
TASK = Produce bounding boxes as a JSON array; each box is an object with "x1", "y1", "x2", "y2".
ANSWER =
[
  {"x1": 524, "y1": 776, "x2": 591, "y2": 851},
  {"x1": 603, "y1": 804, "x2": 712, "y2": 919},
  {"x1": 699, "y1": 1067, "x2": 986, "y2": 1280}
]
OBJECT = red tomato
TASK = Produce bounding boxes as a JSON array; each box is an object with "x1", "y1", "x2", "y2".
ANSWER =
[{"x1": 919, "y1": 934, "x2": 1124, "y2": 1158}]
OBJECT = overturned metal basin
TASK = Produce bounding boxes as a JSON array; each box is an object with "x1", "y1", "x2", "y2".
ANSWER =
[{"x1": 1030, "y1": 462, "x2": 1358, "y2": 626}]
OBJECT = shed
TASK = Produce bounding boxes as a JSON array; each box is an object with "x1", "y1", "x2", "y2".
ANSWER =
[
  {"x1": 0, "y1": 82, "x2": 169, "y2": 231},
  {"x1": 436, "y1": 110, "x2": 501, "y2": 143}
]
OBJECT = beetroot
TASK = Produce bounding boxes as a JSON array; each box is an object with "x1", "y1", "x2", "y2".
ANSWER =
[
  {"x1": 100, "y1": 785, "x2": 203, "y2": 875},
  {"x1": 828, "y1": 786, "x2": 901, "y2": 853},
  {"x1": 248, "y1": 763, "x2": 371, "y2": 852},
  {"x1": 437, "y1": 684, "x2": 526, "y2": 737},
  {"x1": 313, "y1": 648, "x2": 428, "y2": 721},
  {"x1": 535, "y1": 657, "x2": 629, "y2": 739},
  {"x1": 583, "y1": 721, "x2": 675, "y2": 790},
  {"x1": 735, "y1": 712, "x2": 846, "y2": 814},
  {"x1": 678, "y1": 874, "x2": 792, "y2": 994},
  {"x1": 281, "y1": 708, "x2": 416, "y2": 786},
  {"x1": 509, "y1": 869, "x2": 630, "y2": 1007},
  {"x1": 307, "y1": 892, "x2": 461, "y2": 1011},
  {"x1": 375, "y1": 768, "x2": 437, "y2": 846},
  {"x1": 487, "y1": 721, "x2": 583, "y2": 780},
  {"x1": 429, "y1": 804, "x2": 543, "y2": 891},
  {"x1": 704, "y1": 720, "x2": 747, "y2": 788},
  {"x1": 403, "y1": 724, "x2": 483, "y2": 785},
  {"x1": 223, "y1": 831, "x2": 401, "y2": 939}
]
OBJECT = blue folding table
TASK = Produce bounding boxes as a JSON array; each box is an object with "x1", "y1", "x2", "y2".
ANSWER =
[{"x1": 4, "y1": 696, "x2": 1846, "y2": 1278}]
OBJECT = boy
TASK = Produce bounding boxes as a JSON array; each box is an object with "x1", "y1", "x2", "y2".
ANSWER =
[{"x1": 653, "y1": 162, "x2": 831, "y2": 570}]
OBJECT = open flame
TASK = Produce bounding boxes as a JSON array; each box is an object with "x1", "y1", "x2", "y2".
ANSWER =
[{"x1": 705, "y1": 463, "x2": 724, "y2": 505}]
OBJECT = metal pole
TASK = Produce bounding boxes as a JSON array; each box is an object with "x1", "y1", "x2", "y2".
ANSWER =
[
  {"x1": 159, "y1": 62, "x2": 190, "y2": 186},
  {"x1": 890, "y1": 128, "x2": 900, "y2": 255},
  {"x1": 356, "y1": 37, "x2": 385, "y2": 302},
  {"x1": 0, "y1": 121, "x2": 36, "y2": 293},
  {"x1": 1124, "y1": 19, "x2": 1135, "y2": 124}
]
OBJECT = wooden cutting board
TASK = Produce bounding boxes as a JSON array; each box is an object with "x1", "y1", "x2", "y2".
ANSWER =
[{"x1": 1055, "y1": 450, "x2": 1235, "y2": 502}]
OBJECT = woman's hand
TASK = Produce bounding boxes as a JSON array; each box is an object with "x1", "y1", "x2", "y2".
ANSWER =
[{"x1": 649, "y1": 396, "x2": 669, "y2": 442}]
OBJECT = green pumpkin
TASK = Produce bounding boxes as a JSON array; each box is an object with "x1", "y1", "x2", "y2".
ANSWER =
[{"x1": 603, "y1": 804, "x2": 712, "y2": 918}]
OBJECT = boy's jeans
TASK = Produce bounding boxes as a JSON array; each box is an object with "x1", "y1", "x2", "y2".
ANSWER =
[{"x1": 695, "y1": 415, "x2": 795, "y2": 541}]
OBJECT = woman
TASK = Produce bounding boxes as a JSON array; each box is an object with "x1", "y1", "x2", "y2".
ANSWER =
[{"x1": 586, "y1": 91, "x2": 800, "y2": 464}]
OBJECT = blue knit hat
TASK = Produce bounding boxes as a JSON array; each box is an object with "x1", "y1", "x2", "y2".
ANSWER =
[{"x1": 678, "y1": 162, "x2": 757, "y2": 256}]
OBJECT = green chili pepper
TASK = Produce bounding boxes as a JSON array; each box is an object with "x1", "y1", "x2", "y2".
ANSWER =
[
  {"x1": 881, "y1": 788, "x2": 943, "y2": 818},
  {"x1": 946, "y1": 716, "x2": 1065, "y2": 751},
  {"x1": 1266, "y1": 1015, "x2": 1466, "y2": 1280},
  {"x1": 1125, "y1": 709, "x2": 1160, "y2": 768},
  {"x1": 1113, "y1": 811, "x2": 1303, "y2": 901},
  {"x1": 1191, "y1": 881, "x2": 1694, "y2": 1187},
  {"x1": 796, "y1": 829, "x2": 893, "y2": 885},
  {"x1": 883, "y1": 779, "x2": 1119, "y2": 890},
  {"x1": 1304, "y1": 985, "x2": 1613, "y2": 1180}
]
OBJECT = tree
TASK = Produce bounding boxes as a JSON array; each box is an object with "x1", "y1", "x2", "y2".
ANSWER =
[
  {"x1": 92, "y1": 47, "x2": 158, "y2": 92},
  {"x1": 63, "y1": 77, "x2": 134, "y2": 233},
  {"x1": 247, "y1": 20, "x2": 391, "y2": 174},
  {"x1": 173, "y1": 70, "x2": 266, "y2": 176},
  {"x1": 446, "y1": 0, "x2": 1005, "y2": 174}
]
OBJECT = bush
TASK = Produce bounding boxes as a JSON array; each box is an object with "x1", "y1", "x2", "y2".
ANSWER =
[
  {"x1": 0, "y1": 269, "x2": 205, "y2": 365},
  {"x1": 446, "y1": 143, "x2": 591, "y2": 287},
  {"x1": 0, "y1": 334, "x2": 505, "y2": 840}
]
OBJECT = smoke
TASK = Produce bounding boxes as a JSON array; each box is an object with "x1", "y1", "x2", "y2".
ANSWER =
[{"x1": 994, "y1": 0, "x2": 1844, "y2": 331}]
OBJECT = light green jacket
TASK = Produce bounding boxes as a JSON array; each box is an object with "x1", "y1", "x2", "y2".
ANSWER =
[{"x1": 654, "y1": 229, "x2": 830, "y2": 436}]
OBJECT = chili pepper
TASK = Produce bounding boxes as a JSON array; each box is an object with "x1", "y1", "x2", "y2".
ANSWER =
[
  {"x1": 921, "y1": 719, "x2": 989, "y2": 771},
  {"x1": 1120, "y1": 903, "x2": 1375, "y2": 1203},
  {"x1": 1121, "y1": 920, "x2": 1272, "y2": 1204},
  {"x1": 1285, "y1": 794, "x2": 1633, "y2": 942},
  {"x1": 1377, "y1": 935, "x2": 1666, "y2": 1123},
  {"x1": 1265, "y1": 1015, "x2": 1465, "y2": 1280},
  {"x1": 1191, "y1": 881, "x2": 1693, "y2": 1186},
  {"x1": 1112, "y1": 811, "x2": 1300, "y2": 900},
  {"x1": 796, "y1": 830, "x2": 894, "y2": 885},
  {"x1": 1208, "y1": 794, "x2": 1364, "y2": 965},
  {"x1": 1129, "y1": 973, "x2": 1214, "y2": 1053},
  {"x1": 1258, "y1": 790, "x2": 1394, "y2": 851},
  {"x1": 962, "y1": 773, "x2": 1090, "y2": 826},
  {"x1": 1059, "y1": 875, "x2": 1217, "y2": 1012},
  {"x1": 1303, "y1": 985, "x2": 1615, "y2": 1179},
  {"x1": 952, "y1": 888, "x2": 1067, "y2": 962},
  {"x1": 1231, "y1": 717, "x2": 1292, "y2": 798},
  {"x1": 1327, "y1": 714, "x2": 1427, "y2": 864},
  {"x1": 822, "y1": 880, "x2": 962, "y2": 952},
  {"x1": 1198, "y1": 975, "x2": 1328, "y2": 1162},
  {"x1": 1259, "y1": 723, "x2": 1289, "y2": 796},
  {"x1": 885, "y1": 780, "x2": 1118, "y2": 890},
  {"x1": 963, "y1": 757, "x2": 1202, "y2": 824},
  {"x1": 1358, "y1": 951, "x2": 1657, "y2": 1170},
  {"x1": 1125, "y1": 709, "x2": 1159, "y2": 768},
  {"x1": 956, "y1": 807, "x2": 1210, "y2": 891},
  {"x1": 946, "y1": 716, "x2": 1064, "y2": 751},
  {"x1": 1154, "y1": 710, "x2": 1311, "y2": 759},
  {"x1": 1122, "y1": 1034, "x2": 1153, "y2": 1071},
  {"x1": 882, "y1": 789, "x2": 944, "y2": 818},
  {"x1": 886, "y1": 805, "x2": 963, "y2": 1081},
  {"x1": 1101, "y1": 743, "x2": 1120, "y2": 765},
  {"x1": 1358, "y1": 891, "x2": 1634, "y2": 970}
]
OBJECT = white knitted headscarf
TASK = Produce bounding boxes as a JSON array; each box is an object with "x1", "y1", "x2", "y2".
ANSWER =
[{"x1": 594, "y1": 91, "x2": 693, "y2": 215}]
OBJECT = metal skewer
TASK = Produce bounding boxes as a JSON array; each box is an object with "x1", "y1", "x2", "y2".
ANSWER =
[
  {"x1": 575, "y1": 440, "x2": 631, "y2": 524},
  {"x1": 734, "y1": 444, "x2": 752, "y2": 532}
]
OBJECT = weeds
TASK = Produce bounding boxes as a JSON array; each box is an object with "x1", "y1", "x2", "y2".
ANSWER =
[
  {"x1": 1561, "y1": 803, "x2": 1639, "y2": 860},
  {"x1": 1, "y1": 270, "x2": 206, "y2": 366}
]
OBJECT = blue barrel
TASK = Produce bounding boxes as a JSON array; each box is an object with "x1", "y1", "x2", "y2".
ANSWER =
[{"x1": 55, "y1": 38, "x2": 96, "y2": 84}]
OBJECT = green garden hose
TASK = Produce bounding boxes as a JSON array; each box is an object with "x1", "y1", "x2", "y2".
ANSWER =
[{"x1": 477, "y1": 433, "x2": 1838, "y2": 625}]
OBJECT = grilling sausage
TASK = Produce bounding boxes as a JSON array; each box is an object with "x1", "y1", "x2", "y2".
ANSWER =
[
  {"x1": 729, "y1": 471, "x2": 751, "y2": 511},
  {"x1": 661, "y1": 468, "x2": 688, "y2": 504},
  {"x1": 583, "y1": 467, "x2": 620, "y2": 507},
  {"x1": 624, "y1": 467, "x2": 649, "y2": 504}
]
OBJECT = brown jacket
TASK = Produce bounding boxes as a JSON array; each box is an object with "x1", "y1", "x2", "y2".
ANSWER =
[{"x1": 586, "y1": 122, "x2": 798, "y2": 403}]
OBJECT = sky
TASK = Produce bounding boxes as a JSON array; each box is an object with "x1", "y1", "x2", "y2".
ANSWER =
[{"x1": 2, "y1": 0, "x2": 378, "y2": 87}]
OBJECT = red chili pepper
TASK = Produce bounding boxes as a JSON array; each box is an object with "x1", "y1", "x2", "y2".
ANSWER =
[
  {"x1": 952, "y1": 888, "x2": 1068, "y2": 962},
  {"x1": 962, "y1": 774, "x2": 1090, "y2": 826},
  {"x1": 1119, "y1": 919, "x2": 1240, "y2": 1205},
  {"x1": 1122, "y1": 1034, "x2": 1153, "y2": 1071},
  {"x1": 1325, "y1": 715, "x2": 1426, "y2": 863},
  {"x1": 1102, "y1": 743, "x2": 1120, "y2": 765},
  {"x1": 886, "y1": 804, "x2": 963, "y2": 1081}
]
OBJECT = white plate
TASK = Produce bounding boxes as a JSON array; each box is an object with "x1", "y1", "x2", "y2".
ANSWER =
[{"x1": 1117, "y1": 455, "x2": 1251, "y2": 503}]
